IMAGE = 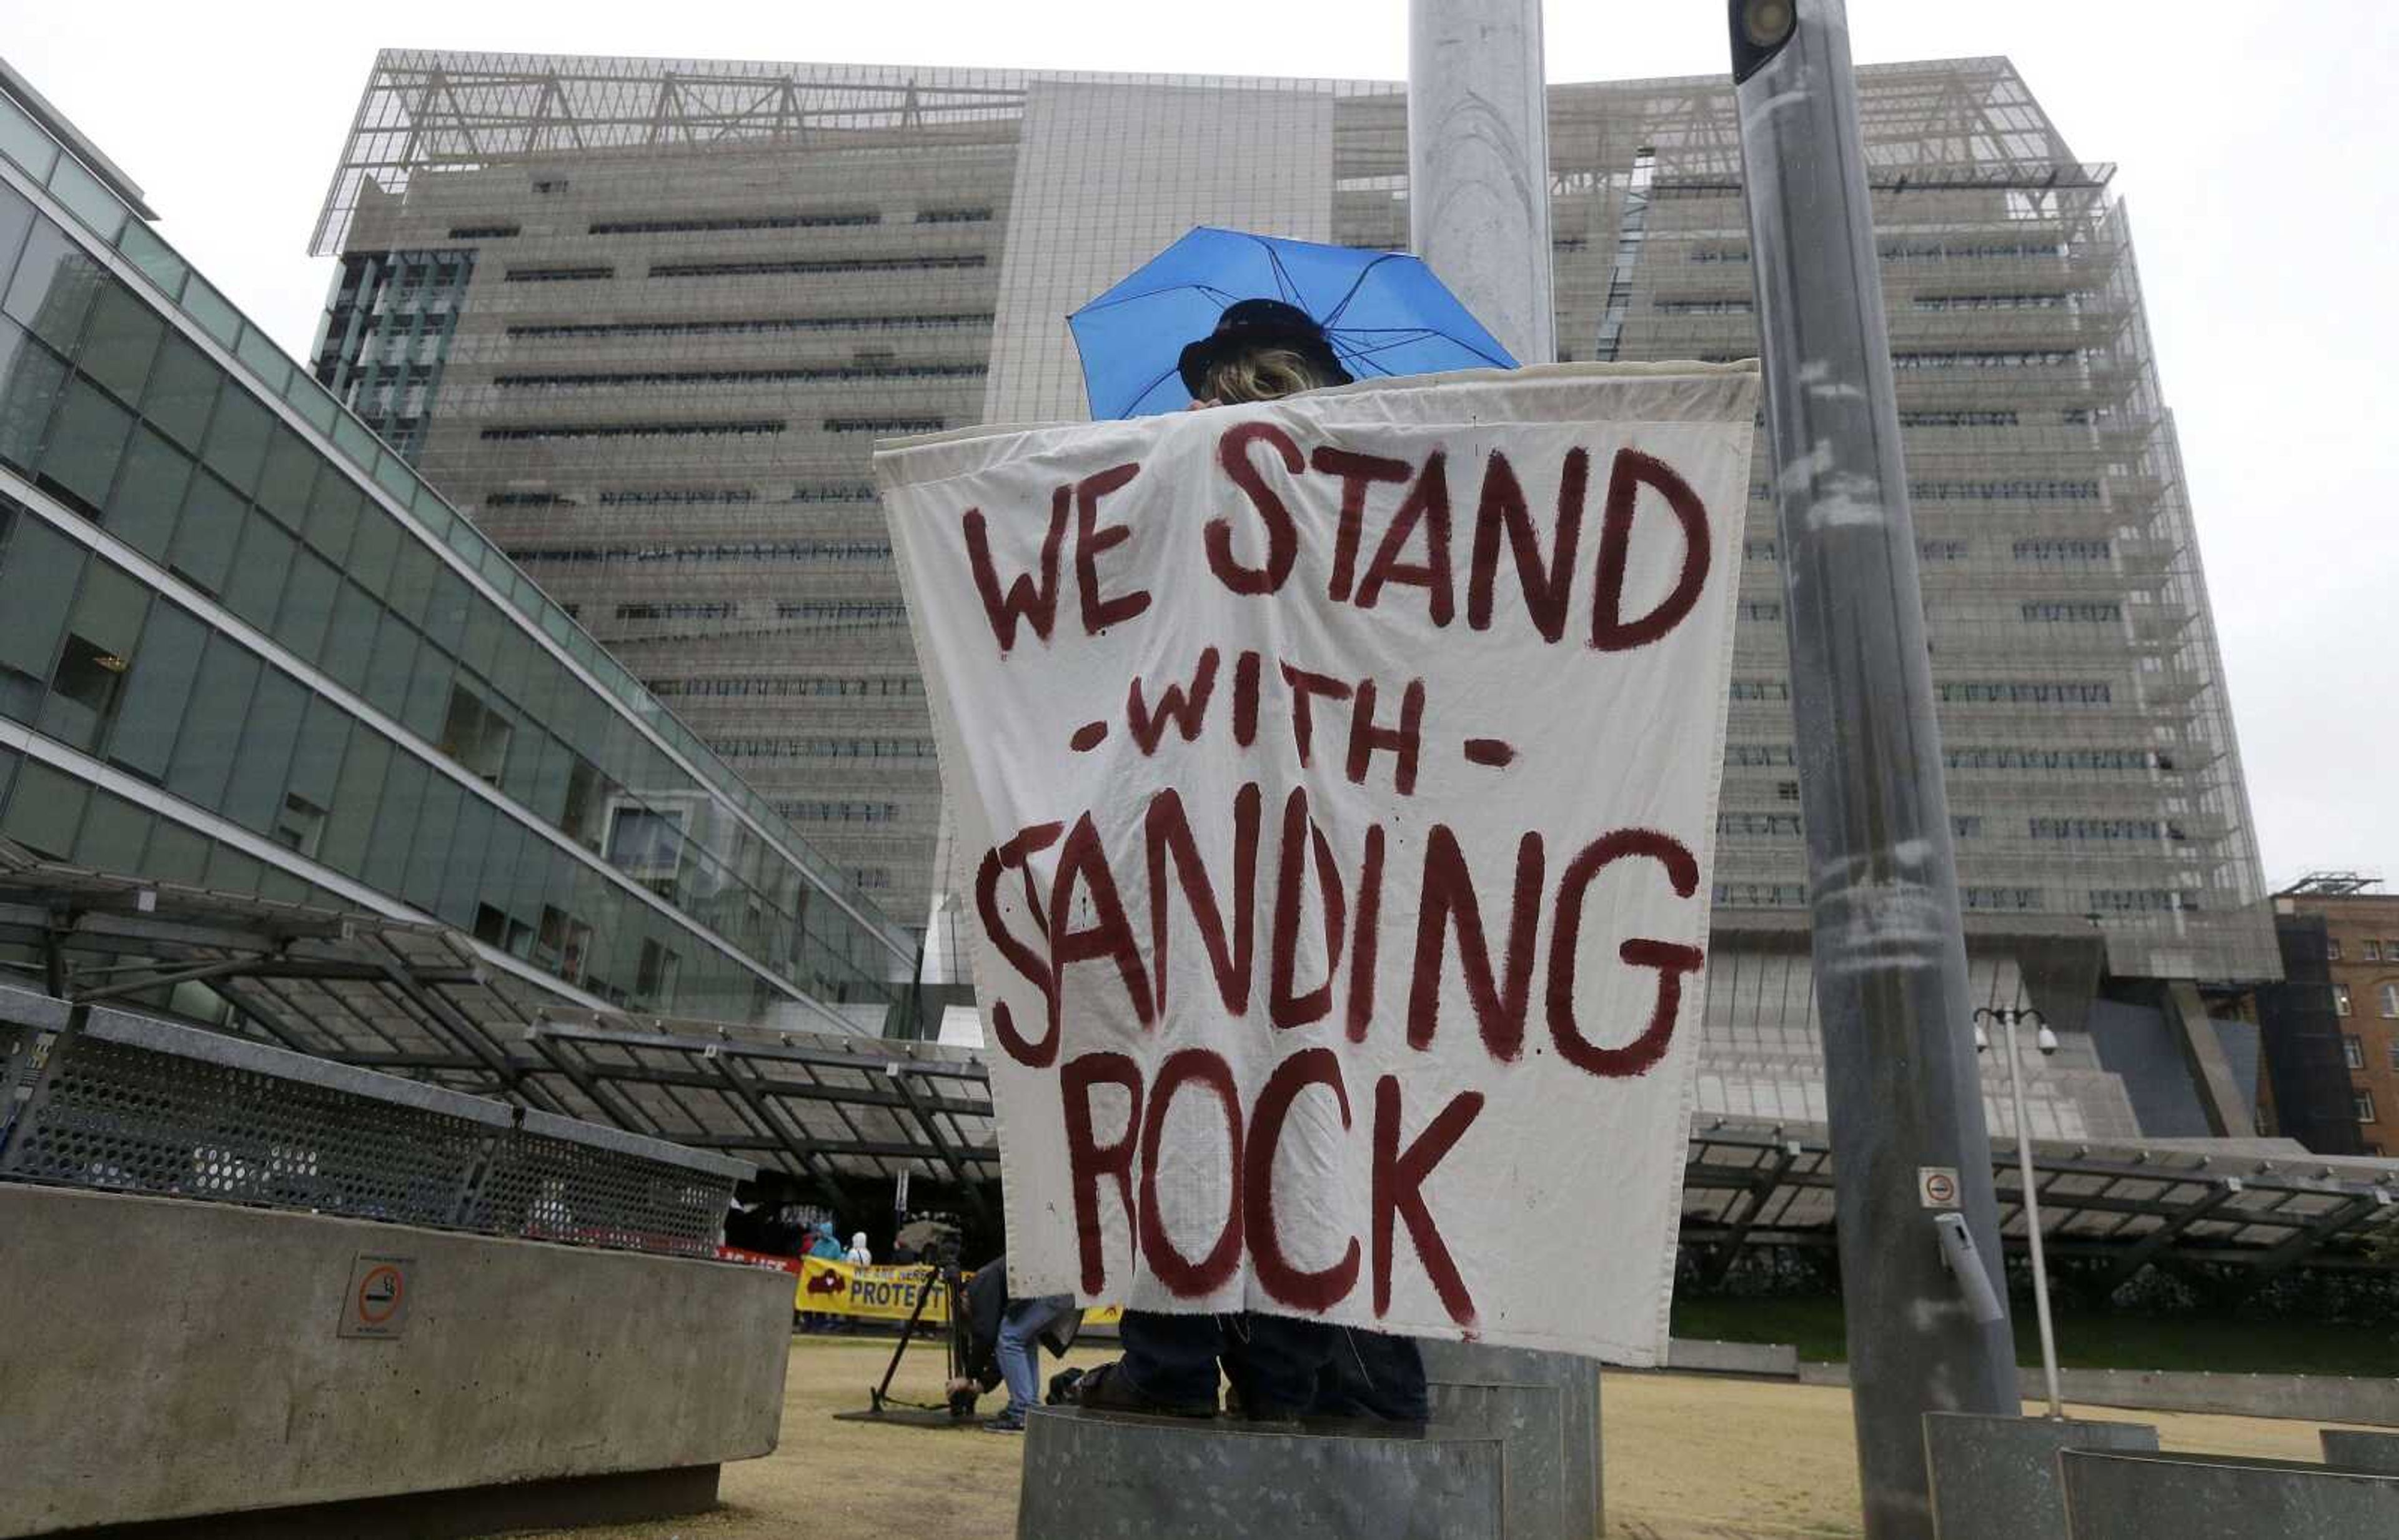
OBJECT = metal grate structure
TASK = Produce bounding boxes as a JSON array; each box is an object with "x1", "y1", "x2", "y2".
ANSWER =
[
  {"x1": 1, "y1": 998, "x2": 505, "y2": 1225},
  {"x1": 472, "y1": 1107, "x2": 766, "y2": 1254},
  {"x1": 0, "y1": 855, "x2": 984, "y2": 1196},
  {"x1": 0, "y1": 977, "x2": 752, "y2": 1256},
  {"x1": 1681, "y1": 1120, "x2": 2399, "y2": 1294},
  {"x1": 4, "y1": 860, "x2": 2387, "y2": 1279}
]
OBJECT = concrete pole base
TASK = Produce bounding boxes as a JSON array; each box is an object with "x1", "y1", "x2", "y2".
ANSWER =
[
  {"x1": 1421, "y1": 1340, "x2": 1603, "y2": 1538},
  {"x1": 2061, "y1": 1448, "x2": 2399, "y2": 1538},
  {"x1": 2320, "y1": 1429, "x2": 2399, "y2": 1474},
  {"x1": 1014, "y1": 1408, "x2": 1504, "y2": 1539},
  {"x1": 1923, "y1": 1411, "x2": 2157, "y2": 1540}
]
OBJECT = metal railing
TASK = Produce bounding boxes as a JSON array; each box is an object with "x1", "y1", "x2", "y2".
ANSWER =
[{"x1": 0, "y1": 983, "x2": 750, "y2": 1258}]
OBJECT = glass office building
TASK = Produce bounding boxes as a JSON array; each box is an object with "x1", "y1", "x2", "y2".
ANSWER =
[
  {"x1": 307, "y1": 52, "x2": 2277, "y2": 1136},
  {"x1": 0, "y1": 67, "x2": 915, "y2": 1032}
]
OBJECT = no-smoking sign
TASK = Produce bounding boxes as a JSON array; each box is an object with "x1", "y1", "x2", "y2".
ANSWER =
[
  {"x1": 1917, "y1": 1167, "x2": 1961, "y2": 1210},
  {"x1": 337, "y1": 1253, "x2": 414, "y2": 1339}
]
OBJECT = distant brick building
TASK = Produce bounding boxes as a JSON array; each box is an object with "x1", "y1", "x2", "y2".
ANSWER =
[{"x1": 2257, "y1": 875, "x2": 2399, "y2": 1155}]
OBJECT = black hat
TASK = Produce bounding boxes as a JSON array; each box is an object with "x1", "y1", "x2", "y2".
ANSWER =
[{"x1": 1176, "y1": 298, "x2": 1355, "y2": 397}]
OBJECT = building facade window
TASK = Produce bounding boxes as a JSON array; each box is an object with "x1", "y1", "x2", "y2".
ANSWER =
[
  {"x1": 1945, "y1": 746, "x2": 2159, "y2": 773},
  {"x1": 0, "y1": 97, "x2": 944, "y2": 1020},
  {"x1": 493, "y1": 362, "x2": 984, "y2": 390},
  {"x1": 1942, "y1": 681, "x2": 2112, "y2": 706},
  {"x1": 2357, "y1": 1092, "x2": 2377, "y2": 1125},
  {"x1": 2090, "y1": 888, "x2": 2195, "y2": 914},
  {"x1": 823, "y1": 415, "x2": 944, "y2": 434},
  {"x1": 1915, "y1": 479, "x2": 2100, "y2": 502},
  {"x1": 1898, "y1": 409, "x2": 2018, "y2": 428},
  {"x1": 507, "y1": 540, "x2": 892, "y2": 568},
  {"x1": 590, "y1": 211, "x2": 879, "y2": 235},
  {"x1": 2382, "y1": 983, "x2": 2399, "y2": 1019},
  {"x1": 2012, "y1": 539, "x2": 2113, "y2": 563},
  {"x1": 649, "y1": 253, "x2": 987, "y2": 279},
  {"x1": 1714, "y1": 882, "x2": 1807, "y2": 908},
  {"x1": 506, "y1": 311, "x2": 995, "y2": 340},
  {"x1": 2022, "y1": 602, "x2": 2123, "y2": 623},
  {"x1": 502, "y1": 265, "x2": 613, "y2": 282},
  {"x1": 2345, "y1": 1035, "x2": 2366, "y2": 1071},
  {"x1": 480, "y1": 420, "x2": 785, "y2": 442},
  {"x1": 2335, "y1": 982, "x2": 2354, "y2": 1016},
  {"x1": 2030, "y1": 817, "x2": 2165, "y2": 842}
]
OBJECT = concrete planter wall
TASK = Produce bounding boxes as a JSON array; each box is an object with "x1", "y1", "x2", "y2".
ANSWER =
[
  {"x1": 1796, "y1": 1359, "x2": 2399, "y2": 1426},
  {"x1": 0, "y1": 1186, "x2": 790, "y2": 1536}
]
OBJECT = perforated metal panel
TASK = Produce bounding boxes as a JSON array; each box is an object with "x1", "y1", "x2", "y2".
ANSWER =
[
  {"x1": 0, "y1": 1017, "x2": 38, "y2": 1151},
  {"x1": 0, "y1": 1000, "x2": 746, "y2": 1254},
  {"x1": 472, "y1": 1112, "x2": 738, "y2": 1257},
  {"x1": 0, "y1": 1028, "x2": 499, "y2": 1225}
]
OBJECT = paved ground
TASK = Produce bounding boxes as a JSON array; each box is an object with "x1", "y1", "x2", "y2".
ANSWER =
[{"x1": 515, "y1": 1336, "x2": 2348, "y2": 1540}]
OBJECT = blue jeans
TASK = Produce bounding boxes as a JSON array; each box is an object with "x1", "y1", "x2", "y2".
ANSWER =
[
  {"x1": 997, "y1": 1296, "x2": 1072, "y2": 1418},
  {"x1": 1118, "y1": 1311, "x2": 1427, "y2": 1421}
]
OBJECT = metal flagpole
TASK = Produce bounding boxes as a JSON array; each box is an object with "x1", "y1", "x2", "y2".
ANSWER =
[
  {"x1": 1406, "y1": 13, "x2": 1604, "y2": 1540},
  {"x1": 1729, "y1": 3, "x2": 2019, "y2": 1534},
  {"x1": 1406, "y1": 0, "x2": 1556, "y2": 365}
]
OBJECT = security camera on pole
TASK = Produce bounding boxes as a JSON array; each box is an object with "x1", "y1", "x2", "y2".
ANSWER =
[{"x1": 1728, "y1": 2, "x2": 2019, "y2": 1534}]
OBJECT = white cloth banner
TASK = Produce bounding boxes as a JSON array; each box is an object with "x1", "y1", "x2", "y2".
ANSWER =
[{"x1": 877, "y1": 362, "x2": 1759, "y2": 1363}]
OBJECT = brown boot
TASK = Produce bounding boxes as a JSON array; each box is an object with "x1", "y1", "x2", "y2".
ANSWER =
[{"x1": 1074, "y1": 1360, "x2": 1218, "y2": 1418}]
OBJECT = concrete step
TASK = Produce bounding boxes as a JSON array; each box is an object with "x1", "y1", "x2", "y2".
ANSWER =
[
  {"x1": 2061, "y1": 1448, "x2": 2399, "y2": 1539},
  {"x1": 1016, "y1": 1406, "x2": 1504, "y2": 1540}
]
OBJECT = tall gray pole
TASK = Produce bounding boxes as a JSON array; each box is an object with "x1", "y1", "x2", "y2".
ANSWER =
[
  {"x1": 1407, "y1": 0, "x2": 1556, "y2": 364},
  {"x1": 1407, "y1": 16, "x2": 1602, "y2": 1540},
  {"x1": 1729, "y1": 4, "x2": 2018, "y2": 1535}
]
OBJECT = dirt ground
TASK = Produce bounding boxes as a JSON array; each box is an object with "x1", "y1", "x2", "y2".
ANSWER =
[{"x1": 513, "y1": 1337, "x2": 2352, "y2": 1540}]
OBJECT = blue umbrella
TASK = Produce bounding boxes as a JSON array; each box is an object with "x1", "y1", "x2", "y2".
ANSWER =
[{"x1": 1069, "y1": 227, "x2": 1517, "y2": 419}]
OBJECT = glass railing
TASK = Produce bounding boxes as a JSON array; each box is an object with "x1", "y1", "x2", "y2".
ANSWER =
[{"x1": 0, "y1": 82, "x2": 915, "y2": 961}]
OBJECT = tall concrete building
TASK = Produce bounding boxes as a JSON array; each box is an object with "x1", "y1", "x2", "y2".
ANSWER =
[
  {"x1": 0, "y1": 60, "x2": 913, "y2": 1036},
  {"x1": 310, "y1": 51, "x2": 2278, "y2": 1140}
]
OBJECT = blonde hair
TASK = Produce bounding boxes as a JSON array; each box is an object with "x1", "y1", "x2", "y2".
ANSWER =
[{"x1": 1201, "y1": 347, "x2": 1338, "y2": 405}]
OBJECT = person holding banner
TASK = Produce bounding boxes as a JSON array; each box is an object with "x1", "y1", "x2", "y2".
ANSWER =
[
  {"x1": 1066, "y1": 303, "x2": 1428, "y2": 1426},
  {"x1": 802, "y1": 1221, "x2": 847, "y2": 1333},
  {"x1": 882, "y1": 249, "x2": 1753, "y2": 1427}
]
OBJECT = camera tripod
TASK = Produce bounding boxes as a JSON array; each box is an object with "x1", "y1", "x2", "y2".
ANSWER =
[{"x1": 858, "y1": 1255, "x2": 976, "y2": 1422}]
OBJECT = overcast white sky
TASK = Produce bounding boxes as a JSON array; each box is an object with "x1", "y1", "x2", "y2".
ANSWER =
[{"x1": 4, "y1": 1, "x2": 2392, "y2": 891}]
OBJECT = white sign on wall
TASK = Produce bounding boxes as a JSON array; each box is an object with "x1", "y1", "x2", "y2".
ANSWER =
[{"x1": 877, "y1": 362, "x2": 1757, "y2": 1363}]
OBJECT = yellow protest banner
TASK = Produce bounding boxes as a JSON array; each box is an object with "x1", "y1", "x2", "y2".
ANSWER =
[
  {"x1": 719, "y1": 1248, "x2": 1124, "y2": 1327},
  {"x1": 798, "y1": 1258, "x2": 950, "y2": 1321}
]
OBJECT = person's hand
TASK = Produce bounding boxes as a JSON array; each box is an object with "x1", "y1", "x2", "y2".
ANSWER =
[
  {"x1": 1185, "y1": 398, "x2": 1223, "y2": 411},
  {"x1": 946, "y1": 1376, "x2": 974, "y2": 1397}
]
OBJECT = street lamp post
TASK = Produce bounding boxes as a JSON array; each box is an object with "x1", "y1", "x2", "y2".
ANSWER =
[
  {"x1": 1976, "y1": 1005, "x2": 2064, "y2": 1418},
  {"x1": 1731, "y1": 4, "x2": 2018, "y2": 1526}
]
